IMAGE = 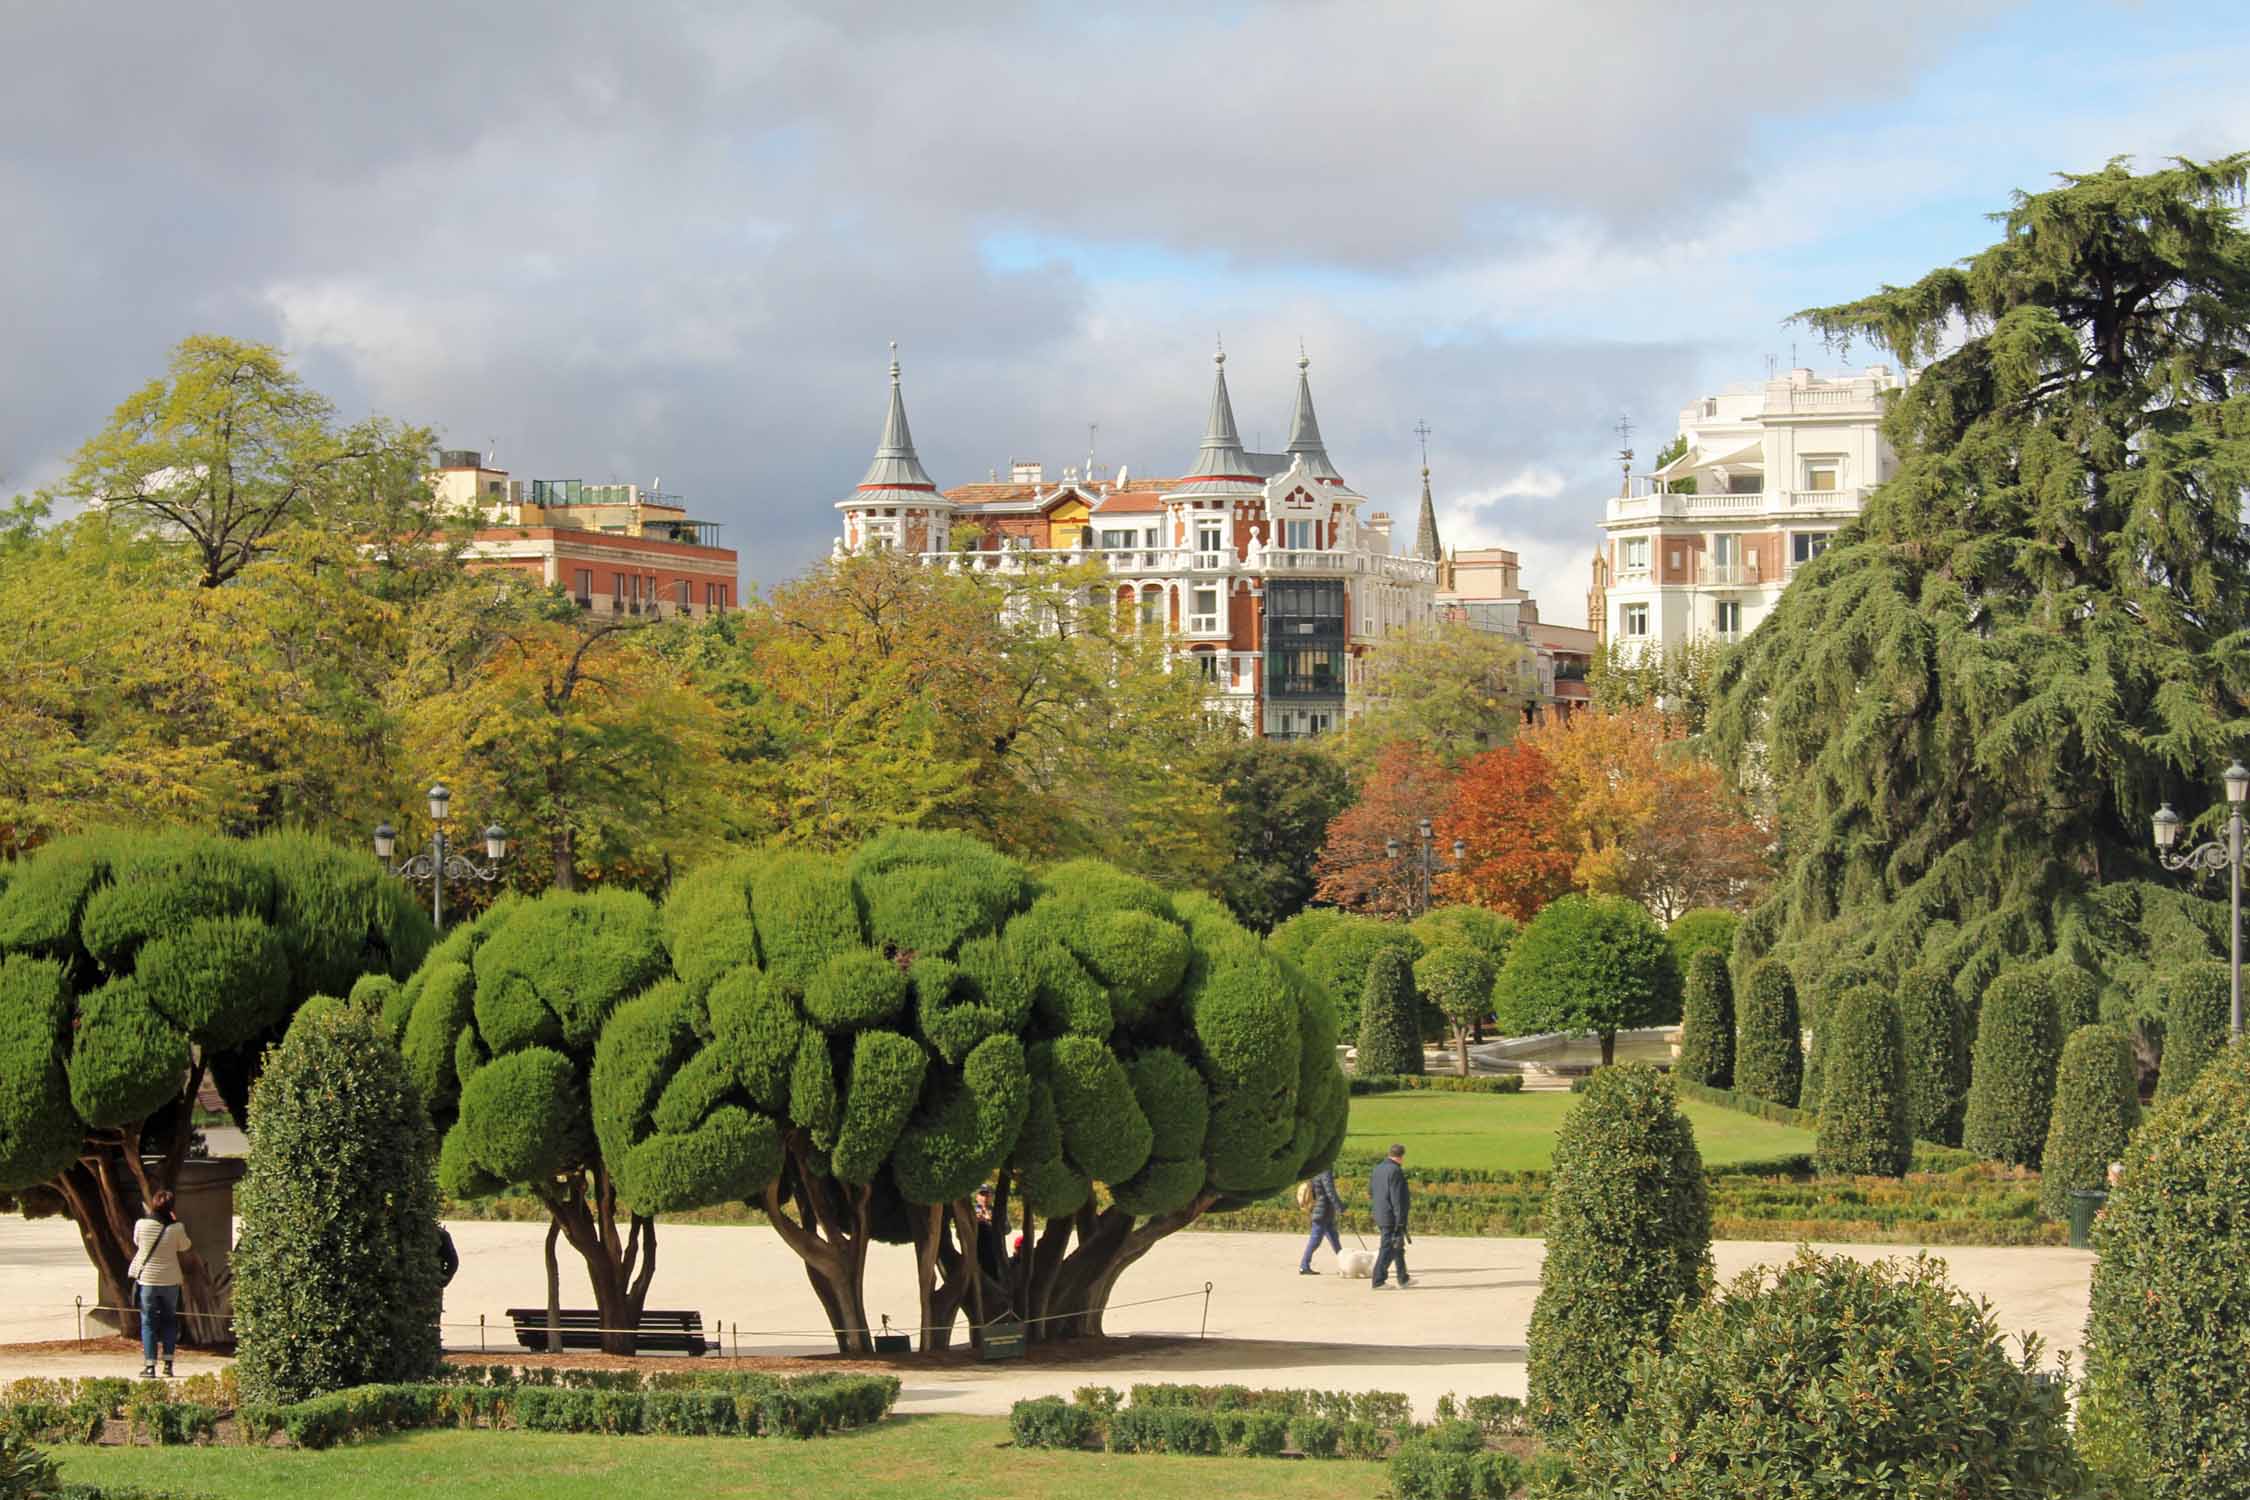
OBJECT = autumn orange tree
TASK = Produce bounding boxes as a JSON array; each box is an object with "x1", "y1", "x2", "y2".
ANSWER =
[
  {"x1": 1311, "y1": 741, "x2": 1458, "y2": 916},
  {"x1": 1436, "y1": 740, "x2": 1574, "y2": 920}
]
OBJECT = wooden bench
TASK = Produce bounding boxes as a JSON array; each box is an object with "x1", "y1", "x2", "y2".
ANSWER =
[{"x1": 506, "y1": 1307, "x2": 710, "y2": 1356}]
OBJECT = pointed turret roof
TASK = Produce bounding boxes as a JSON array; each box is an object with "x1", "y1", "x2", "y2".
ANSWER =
[
  {"x1": 1170, "y1": 347, "x2": 1267, "y2": 500},
  {"x1": 1413, "y1": 463, "x2": 1443, "y2": 562},
  {"x1": 841, "y1": 343, "x2": 944, "y2": 506},
  {"x1": 1284, "y1": 350, "x2": 1346, "y2": 485}
]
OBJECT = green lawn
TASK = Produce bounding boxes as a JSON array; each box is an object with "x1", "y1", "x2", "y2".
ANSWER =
[
  {"x1": 1341, "y1": 1090, "x2": 1818, "y2": 1173},
  {"x1": 57, "y1": 1417, "x2": 1388, "y2": 1499}
]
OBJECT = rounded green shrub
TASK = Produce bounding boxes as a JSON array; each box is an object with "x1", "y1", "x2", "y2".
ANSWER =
[
  {"x1": 891, "y1": 1034, "x2": 1032, "y2": 1204},
  {"x1": 1415, "y1": 945, "x2": 1496, "y2": 1038},
  {"x1": 661, "y1": 854, "x2": 762, "y2": 994},
  {"x1": 234, "y1": 1004, "x2": 443, "y2": 1405},
  {"x1": 1735, "y1": 957, "x2": 1802, "y2": 1106},
  {"x1": 1072, "y1": 910, "x2": 1191, "y2": 1026},
  {"x1": 1268, "y1": 908, "x2": 1422, "y2": 1038},
  {"x1": 750, "y1": 853, "x2": 863, "y2": 989},
  {"x1": 1527, "y1": 1064, "x2": 1710, "y2": 1434},
  {"x1": 2082, "y1": 1042, "x2": 2250, "y2": 1497},
  {"x1": 1410, "y1": 905, "x2": 1519, "y2": 969},
  {"x1": 456, "y1": 1047, "x2": 589, "y2": 1184},
  {"x1": 0, "y1": 957, "x2": 80, "y2": 1187},
  {"x1": 470, "y1": 889, "x2": 666, "y2": 1053},
  {"x1": 1800, "y1": 959, "x2": 1883, "y2": 1113},
  {"x1": 2155, "y1": 961, "x2": 2229, "y2": 1102},
  {"x1": 2045, "y1": 962, "x2": 2100, "y2": 1034},
  {"x1": 133, "y1": 914, "x2": 291, "y2": 1048},
  {"x1": 1663, "y1": 908, "x2": 1736, "y2": 973},
  {"x1": 1814, "y1": 987, "x2": 1910, "y2": 1177},
  {"x1": 1896, "y1": 965, "x2": 1968, "y2": 1147},
  {"x1": 66, "y1": 977, "x2": 187, "y2": 1128},
  {"x1": 1962, "y1": 967, "x2": 2062, "y2": 1167},
  {"x1": 1542, "y1": 1249, "x2": 2086, "y2": 1497},
  {"x1": 1675, "y1": 950, "x2": 1733, "y2": 1088},
  {"x1": 2038, "y1": 1023, "x2": 2138, "y2": 1220},
  {"x1": 830, "y1": 1029, "x2": 929, "y2": 1184},
  {"x1": 400, "y1": 960, "x2": 476, "y2": 1115},
  {"x1": 1355, "y1": 947, "x2": 1423, "y2": 1076},
  {"x1": 803, "y1": 950, "x2": 910, "y2": 1034},
  {"x1": 849, "y1": 828, "x2": 1028, "y2": 957},
  {"x1": 1494, "y1": 895, "x2": 1679, "y2": 1060},
  {"x1": 706, "y1": 967, "x2": 801, "y2": 1112},
  {"x1": 1042, "y1": 1035, "x2": 1154, "y2": 1184}
]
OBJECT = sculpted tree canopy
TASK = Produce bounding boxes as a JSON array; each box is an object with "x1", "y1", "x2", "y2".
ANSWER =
[
  {"x1": 1711, "y1": 156, "x2": 2250, "y2": 1008},
  {"x1": 0, "y1": 830, "x2": 431, "y2": 1341}
]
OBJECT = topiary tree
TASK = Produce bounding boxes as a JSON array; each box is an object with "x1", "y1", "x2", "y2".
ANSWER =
[
  {"x1": 1494, "y1": 895, "x2": 1679, "y2": 1067},
  {"x1": 1412, "y1": 904, "x2": 1518, "y2": 1045},
  {"x1": 1962, "y1": 968, "x2": 2062, "y2": 1167},
  {"x1": 1355, "y1": 948, "x2": 1422, "y2": 1076},
  {"x1": 1674, "y1": 950, "x2": 1733, "y2": 1088},
  {"x1": 2081, "y1": 1041, "x2": 2250, "y2": 1497},
  {"x1": 1799, "y1": 959, "x2": 1884, "y2": 1113},
  {"x1": 1527, "y1": 1064, "x2": 1710, "y2": 1434},
  {"x1": 404, "y1": 886, "x2": 673, "y2": 1353},
  {"x1": 2154, "y1": 961, "x2": 2228, "y2": 1102},
  {"x1": 1414, "y1": 944, "x2": 1496, "y2": 1077},
  {"x1": 1734, "y1": 957, "x2": 1802, "y2": 1106},
  {"x1": 1267, "y1": 908, "x2": 1422, "y2": 1039},
  {"x1": 2045, "y1": 961, "x2": 2100, "y2": 1034},
  {"x1": 0, "y1": 830, "x2": 431, "y2": 1343},
  {"x1": 233, "y1": 1004, "x2": 444, "y2": 1404},
  {"x1": 1664, "y1": 909, "x2": 1736, "y2": 976},
  {"x1": 2038, "y1": 1023, "x2": 2138, "y2": 1221},
  {"x1": 1897, "y1": 965, "x2": 1969, "y2": 1146},
  {"x1": 1814, "y1": 987, "x2": 1910, "y2": 1177},
  {"x1": 634, "y1": 831, "x2": 1348, "y2": 1355},
  {"x1": 1542, "y1": 1249, "x2": 2087, "y2": 1497}
]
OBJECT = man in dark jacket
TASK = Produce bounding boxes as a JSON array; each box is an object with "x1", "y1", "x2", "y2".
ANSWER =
[
  {"x1": 1298, "y1": 1166, "x2": 1343, "y2": 1274},
  {"x1": 1369, "y1": 1143, "x2": 1410, "y2": 1289}
]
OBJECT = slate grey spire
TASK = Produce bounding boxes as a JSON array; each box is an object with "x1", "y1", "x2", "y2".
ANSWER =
[
  {"x1": 1172, "y1": 342, "x2": 1265, "y2": 499},
  {"x1": 856, "y1": 341, "x2": 938, "y2": 493},
  {"x1": 1413, "y1": 463, "x2": 1443, "y2": 563},
  {"x1": 1285, "y1": 347, "x2": 1345, "y2": 484}
]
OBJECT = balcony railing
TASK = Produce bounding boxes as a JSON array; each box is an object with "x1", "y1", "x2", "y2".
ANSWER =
[
  {"x1": 1608, "y1": 486, "x2": 1865, "y2": 524},
  {"x1": 1695, "y1": 557, "x2": 1760, "y2": 586},
  {"x1": 927, "y1": 543, "x2": 1437, "y2": 585}
]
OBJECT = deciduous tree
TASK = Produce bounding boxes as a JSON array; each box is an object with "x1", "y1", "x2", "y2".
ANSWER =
[
  {"x1": 1436, "y1": 740, "x2": 1574, "y2": 921},
  {"x1": 1311, "y1": 741, "x2": 1457, "y2": 917},
  {"x1": 1210, "y1": 740, "x2": 1351, "y2": 933}
]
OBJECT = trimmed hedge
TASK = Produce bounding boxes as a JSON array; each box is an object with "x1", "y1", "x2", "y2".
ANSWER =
[
  {"x1": 1897, "y1": 966, "x2": 1968, "y2": 1147},
  {"x1": 1349, "y1": 1074, "x2": 1523, "y2": 1096},
  {"x1": 1734, "y1": 958, "x2": 1801, "y2": 1107},
  {"x1": 2038, "y1": 1024, "x2": 2138, "y2": 1220},
  {"x1": 1813, "y1": 987, "x2": 1909, "y2": 1178},
  {"x1": 1356, "y1": 948, "x2": 1423, "y2": 1077},
  {"x1": 1962, "y1": 968, "x2": 2062, "y2": 1168},
  {"x1": 1269, "y1": 909, "x2": 1423, "y2": 1038},
  {"x1": 1675, "y1": 950, "x2": 1733, "y2": 1088},
  {"x1": 1527, "y1": 1065, "x2": 1711, "y2": 1433},
  {"x1": 2082, "y1": 1042, "x2": 2250, "y2": 1496},
  {"x1": 2155, "y1": 961, "x2": 2229, "y2": 1103}
]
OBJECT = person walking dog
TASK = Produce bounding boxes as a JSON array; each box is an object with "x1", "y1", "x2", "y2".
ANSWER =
[
  {"x1": 1369, "y1": 1144, "x2": 1411, "y2": 1289},
  {"x1": 128, "y1": 1190, "x2": 193, "y2": 1377},
  {"x1": 1297, "y1": 1165, "x2": 1343, "y2": 1274}
]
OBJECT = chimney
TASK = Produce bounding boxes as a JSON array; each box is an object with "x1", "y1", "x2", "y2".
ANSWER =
[
  {"x1": 1366, "y1": 511, "x2": 1394, "y2": 550},
  {"x1": 1010, "y1": 460, "x2": 1044, "y2": 485}
]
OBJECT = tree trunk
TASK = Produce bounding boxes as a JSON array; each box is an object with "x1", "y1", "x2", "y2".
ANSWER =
[
  {"x1": 1600, "y1": 1029, "x2": 1617, "y2": 1068},
  {"x1": 1038, "y1": 1194, "x2": 1217, "y2": 1341},
  {"x1": 543, "y1": 1219, "x2": 563, "y2": 1353},
  {"x1": 759, "y1": 1145, "x2": 876, "y2": 1354},
  {"x1": 1457, "y1": 1028, "x2": 1471, "y2": 1077},
  {"x1": 541, "y1": 1177, "x2": 653, "y2": 1355}
]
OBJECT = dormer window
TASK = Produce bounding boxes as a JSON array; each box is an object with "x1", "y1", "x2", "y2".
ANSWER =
[{"x1": 1283, "y1": 520, "x2": 1319, "y2": 550}]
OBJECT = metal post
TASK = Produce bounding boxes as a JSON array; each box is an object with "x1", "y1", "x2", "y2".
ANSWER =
[
  {"x1": 2233, "y1": 809, "x2": 2243, "y2": 1042},
  {"x1": 478, "y1": 1312, "x2": 486, "y2": 1353},
  {"x1": 431, "y1": 827, "x2": 446, "y2": 932},
  {"x1": 76, "y1": 1296, "x2": 83, "y2": 1348},
  {"x1": 1200, "y1": 1281, "x2": 1212, "y2": 1340}
]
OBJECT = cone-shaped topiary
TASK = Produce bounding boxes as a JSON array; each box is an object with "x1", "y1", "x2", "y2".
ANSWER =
[
  {"x1": 2082, "y1": 1041, "x2": 2250, "y2": 1497},
  {"x1": 1735, "y1": 958, "x2": 1802, "y2": 1106},
  {"x1": 2045, "y1": 962, "x2": 2100, "y2": 1034},
  {"x1": 1814, "y1": 987, "x2": 1910, "y2": 1177},
  {"x1": 2038, "y1": 1023, "x2": 2138, "y2": 1220},
  {"x1": 1961, "y1": 968, "x2": 2062, "y2": 1167},
  {"x1": 1800, "y1": 960, "x2": 1883, "y2": 1114},
  {"x1": 1542, "y1": 1249, "x2": 2086, "y2": 1497},
  {"x1": 1355, "y1": 947, "x2": 1423, "y2": 1076},
  {"x1": 233, "y1": 1004, "x2": 444, "y2": 1405},
  {"x1": 1494, "y1": 895, "x2": 1680, "y2": 1068},
  {"x1": 1268, "y1": 908, "x2": 1422, "y2": 1039},
  {"x1": 2155, "y1": 961, "x2": 2229, "y2": 1103},
  {"x1": 1896, "y1": 966, "x2": 1968, "y2": 1147},
  {"x1": 1675, "y1": 950, "x2": 1733, "y2": 1088},
  {"x1": 1527, "y1": 1064, "x2": 1711, "y2": 1434}
]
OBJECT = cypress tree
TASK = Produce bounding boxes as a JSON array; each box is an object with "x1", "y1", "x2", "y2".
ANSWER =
[
  {"x1": 1710, "y1": 157, "x2": 2250, "y2": 1006},
  {"x1": 2039, "y1": 1024, "x2": 2139, "y2": 1220},
  {"x1": 1676, "y1": 949, "x2": 1734, "y2": 1088},
  {"x1": 1355, "y1": 947, "x2": 1423, "y2": 1076},
  {"x1": 1814, "y1": 988, "x2": 1911, "y2": 1177},
  {"x1": 1962, "y1": 969, "x2": 2063, "y2": 1168},
  {"x1": 1896, "y1": 966, "x2": 1969, "y2": 1146},
  {"x1": 2046, "y1": 963, "x2": 2101, "y2": 1034},
  {"x1": 1735, "y1": 958, "x2": 1802, "y2": 1106},
  {"x1": 2156, "y1": 962, "x2": 2230, "y2": 1103}
]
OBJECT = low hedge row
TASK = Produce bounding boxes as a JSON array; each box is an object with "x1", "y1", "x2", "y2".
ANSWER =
[
  {"x1": 0, "y1": 1379, "x2": 228, "y2": 1449},
  {"x1": 1348, "y1": 1074, "x2": 1526, "y2": 1095},
  {"x1": 1011, "y1": 1383, "x2": 1531, "y2": 1464}
]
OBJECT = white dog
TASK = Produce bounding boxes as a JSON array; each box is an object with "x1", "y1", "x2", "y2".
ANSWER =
[{"x1": 1336, "y1": 1248, "x2": 1376, "y2": 1278}]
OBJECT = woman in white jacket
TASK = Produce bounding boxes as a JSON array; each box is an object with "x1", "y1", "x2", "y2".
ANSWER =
[{"x1": 127, "y1": 1190, "x2": 193, "y2": 1378}]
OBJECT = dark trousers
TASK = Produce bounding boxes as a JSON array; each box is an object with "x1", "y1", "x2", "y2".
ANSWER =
[
  {"x1": 138, "y1": 1283, "x2": 181, "y2": 1362},
  {"x1": 1372, "y1": 1227, "x2": 1409, "y2": 1286},
  {"x1": 1300, "y1": 1220, "x2": 1341, "y2": 1270}
]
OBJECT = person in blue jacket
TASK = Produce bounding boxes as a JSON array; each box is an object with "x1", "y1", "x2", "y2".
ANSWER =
[
  {"x1": 1369, "y1": 1143, "x2": 1411, "y2": 1289},
  {"x1": 1298, "y1": 1165, "x2": 1343, "y2": 1274}
]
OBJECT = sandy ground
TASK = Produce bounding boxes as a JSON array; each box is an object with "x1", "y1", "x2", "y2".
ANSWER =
[{"x1": 0, "y1": 1216, "x2": 2093, "y2": 1416}]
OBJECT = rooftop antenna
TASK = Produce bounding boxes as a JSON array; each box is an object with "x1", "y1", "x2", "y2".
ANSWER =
[
  {"x1": 1765, "y1": 353, "x2": 1778, "y2": 379},
  {"x1": 1086, "y1": 421, "x2": 1099, "y2": 482},
  {"x1": 486, "y1": 437, "x2": 497, "y2": 467},
  {"x1": 1615, "y1": 413, "x2": 1635, "y2": 497}
]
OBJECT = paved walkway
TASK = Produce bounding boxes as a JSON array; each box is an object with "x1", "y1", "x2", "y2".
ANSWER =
[{"x1": 0, "y1": 1217, "x2": 2093, "y2": 1416}]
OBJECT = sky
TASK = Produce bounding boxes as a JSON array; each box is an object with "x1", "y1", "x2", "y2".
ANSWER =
[{"x1": 3, "y1": 1, "x2": 2245, "y2": 616}]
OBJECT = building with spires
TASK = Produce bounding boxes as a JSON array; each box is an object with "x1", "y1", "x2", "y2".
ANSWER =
[{"x1": 834, "y1": 348, "x2": 1440, "y2": 739}]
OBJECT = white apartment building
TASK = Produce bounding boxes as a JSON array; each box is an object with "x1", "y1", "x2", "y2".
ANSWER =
[{"x1": 1594, "y1": 365, "x2": 1904, "y2": 655}]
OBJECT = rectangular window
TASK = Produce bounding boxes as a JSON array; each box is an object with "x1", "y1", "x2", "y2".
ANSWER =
[
  {"x1": 1283, "y1": 519, "x2": 1318, "y2": 550},
  {"x1": 1715, "y1": 601, "x2": 1742, "y2": 636},
  {"x1": 1806, "y1": 465, "x2": 1839, "y2": 492},
  {"x1": 1197, "y1": 654, "x2": 1220, "y2": 682},
  {"x1": 612, "y1": 573, "x2": 623, "y2": 602},
  {"x1": 1622, "y1": 603, "x2": 1649, "y2": 637},
  {"x1": 1712, "y1": 535, "x2": 1739, "y2": 565},
  {"x1": 1791, "y1": 532, "x2": 1833, "y2": 564},
  {"x1": 1100, "y1": 528, "x2": 1133, "y2": 549},
  {"x1": 573, "y1": 569, "x2": 593, "y2": 602},
  {"x1": 1726, "y1": 473, "x2": 1763, "y2": 494},
  {"x1": 1189, "y1": 585, "x2": 1220, "y2": 634},
  {"x1": 676, "y1": 580, "x2": 690, "y2": 606},
  {"x1": 1197, "y1": 523, "x2": 1224, "y2": 552},
  {"x1": 1622, "y1": 536, "x2": 1650, "y2": 572}
]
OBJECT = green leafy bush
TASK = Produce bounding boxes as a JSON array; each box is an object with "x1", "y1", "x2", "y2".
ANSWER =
[
  {"x1": 1814, "y1": 987, "x2": 1909, "y2": 1177},
  {"x1": 1106, "y1": 1407, "x2": 1220, "y2": 1456},
  {"x1": 1355, "y1": 947, "x2": 1423, "y2": 1076},
  {"x1": 1663, "y1": 909, "x2": 1736, "y2": 972},
  {"x1": 0, "y1": 1431, "x2": 59, "y2": 1495},
  {"x1": 1675, "y1": 949, "x2": 1733, "y2": 1088},
  {"x1": 234, "y1": 1005, "x2": 444, "y2": 1405},
  {"x1": 1527, "y1": 1064, "x2": 1710, "y2": 1432},
  {"x1": 1539, "y1": 1249, "x2": 2086, "y2": 1497},
  {"x1": 1268, "y1": 909, "x2": 1422, "y2": 1038},
  {"x1": 2155, "y1": 961, "x2": 2229, "y2": 1102},
  {"x1": 1390, "y1": 1438, "x2": 1524, "y2": 1500},
  {"x1": 2039, "y1": 1024, "x2": 2138, "y2": 1220},
  {"x1": 1010, "y1": 1396, "x2": 1098, "y2": 1450},
  {"x1": 1494, "y1": 895, "x2": 1680, "y2": 1061},
  {"x1": 1897, "y1": 965, "x2": 1968, "y2": 1146},
  {"x1": 1413, "y1": 944, "x2": 1493, "y2": 1073},
  {"x1": 2081, "y1": 1042, "x2": 2250, "y2": 1497},
  {"x1": 1962, "y1": 968, "x2": 2062, "y2": 1167},
  {"x1": 1734, "y1": 957, "x2": 1801, "y2": 1106},
  {"x1": 1292, "y1": 1413, "x2": 1339, "y2": 1457},
  {"x1": 2046, "y1": 962, "x2": 2100, "y2": 1034},
  {"x1": 1799, "y1": 959, "x2": 1884, "y2": 1113},
  {"x1": 1348, "y1": 1074, "x2": 1523, "y2": 1095}
]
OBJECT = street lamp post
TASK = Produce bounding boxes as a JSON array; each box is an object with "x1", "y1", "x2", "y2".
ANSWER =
[
  {"x1": 375, "y1": 783, "x2": 509, "y2": 932},
  {"x1": 1384, "y1": 818, "x2": 1467, "y2": 919},
  {"x1": 2151, "y1": 760, "x2": 2250, "y2": 1041}
]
